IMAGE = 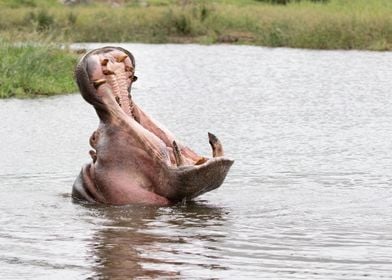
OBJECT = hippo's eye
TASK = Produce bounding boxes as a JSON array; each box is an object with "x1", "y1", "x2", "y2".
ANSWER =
[{"x1": 132, "y1": 76, "x2": 138, "y2": 82}]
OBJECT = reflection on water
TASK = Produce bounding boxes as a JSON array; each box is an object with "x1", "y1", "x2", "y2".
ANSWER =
[
  {"x1": 87, "y1": 202, "x2": 227, "y2": 279},
  {"x1": 1, "y1": 44, "x2": 392, "y2": 279}
]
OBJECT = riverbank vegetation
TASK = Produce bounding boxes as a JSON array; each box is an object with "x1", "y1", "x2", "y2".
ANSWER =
[
  {"x1": 0, "y1": 0, "x2": 391, "y2": 98},
  {"x1": 1, "y1": 0, "x2": 391, "y2": 50},
  {"x1": 0, "y1": 41, "x2": 77, "y2": 98}
]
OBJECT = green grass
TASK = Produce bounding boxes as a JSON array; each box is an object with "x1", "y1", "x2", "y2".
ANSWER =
[
  {"x1": 0, "y1": 0, "x2": 391, "y2": 50},
  {"x1": 0, "y1": 41, "x2": 78, "y2": 98}
]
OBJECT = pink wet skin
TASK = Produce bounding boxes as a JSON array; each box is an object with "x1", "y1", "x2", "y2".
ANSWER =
[{"x1": 72, "y1": 46, "x2": 234, "y2": 206}]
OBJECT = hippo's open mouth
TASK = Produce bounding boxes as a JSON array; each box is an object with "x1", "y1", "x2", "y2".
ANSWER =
[{"x1": 72, "y1": 46, "x2": 233, "y2": 206}]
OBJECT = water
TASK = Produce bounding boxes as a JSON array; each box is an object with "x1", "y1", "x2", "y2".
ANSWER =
[{"x1": 1, "y1": 43, "x2": 392, "y2": 279}]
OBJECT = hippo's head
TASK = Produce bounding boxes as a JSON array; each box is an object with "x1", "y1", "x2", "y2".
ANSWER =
[{"x1": 72, "y1": 46, "x2": 234, "y2": 206}]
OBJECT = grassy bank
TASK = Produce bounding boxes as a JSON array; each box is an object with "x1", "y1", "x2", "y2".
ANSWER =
[
  {"x1": 0, "y1": 41, "x2": 78, "y2": 98},
  {"x1": 0, "y1": 0, "x2": 391, "y2": 50}
]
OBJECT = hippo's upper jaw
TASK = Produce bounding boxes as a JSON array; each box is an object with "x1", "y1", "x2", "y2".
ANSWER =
[{"x1": 72, "y1": 46, "x2": 234, "y2": 206}]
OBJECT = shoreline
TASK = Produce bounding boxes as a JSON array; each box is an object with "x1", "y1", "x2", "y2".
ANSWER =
[
  {"x1": 1, "y1": 41, "x2": 391, "y2": 99},
  {"x1": 1, "y1": 0, "x2": 391, "y2": 98}
]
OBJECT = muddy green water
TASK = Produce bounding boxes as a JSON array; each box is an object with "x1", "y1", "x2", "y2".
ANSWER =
[{"x1": 1, "y1": 44, "x2": 392, "y2": 279}]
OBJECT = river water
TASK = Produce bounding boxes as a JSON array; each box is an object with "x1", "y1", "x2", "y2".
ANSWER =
[{"x1": 1, "y1": 43, "x2": 392, "y2": 279}]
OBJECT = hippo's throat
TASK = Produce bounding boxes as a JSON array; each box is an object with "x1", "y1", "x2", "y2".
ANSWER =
[{"x1": 101, "y1": 59, "x2": 134, "y2": 117}]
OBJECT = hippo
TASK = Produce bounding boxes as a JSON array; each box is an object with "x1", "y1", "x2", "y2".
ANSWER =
[{"x1": 72, "y1": 46, "x2": 234, "y2": 206}]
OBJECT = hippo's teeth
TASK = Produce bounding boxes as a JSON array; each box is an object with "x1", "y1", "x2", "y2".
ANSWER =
[
  {"x1": 116, "y1": 54, "x2": 128, "y2": 63},
  {"x1": 125, "y1": 65, "x2": 134, "y2": 72},
  {"x1": 103, "y1": 69, "x2": 115, "y2": 75},
  {"x1": 93, "y1": 79, "x2": 107, "y2": 89},
  {"x1": 172, "y1": 141, "x2": 184, "y2": 166},
  {"x1": 101, "y1": 59, "x2": 109, "y2": 66},
  {"x1": 195, "y1": 157, "x2": 208, "y2": 165},
  {"x1": 208, "y1": 132, "x2": 224, "y2": 157}
]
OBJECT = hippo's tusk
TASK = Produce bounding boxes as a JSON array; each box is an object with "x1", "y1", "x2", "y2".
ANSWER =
[
  {"x1": 195, "y1": 157, "x2": 208, "y2": 165},
  {"x1": 208, "y1": 132, "x2": 224, "y2": 157},
  {"x1": 172, "y1": 141, "x2": 184, "y2": 166},
  {"x1": 116, "y1": 54, "x2": 128, "y2": 63},
  {"x1": 93, "y1": 79, "x2": 107, "y2": 89},
  {"x1": 101, "y1": 58, "x2": 109, "y2": 66}
]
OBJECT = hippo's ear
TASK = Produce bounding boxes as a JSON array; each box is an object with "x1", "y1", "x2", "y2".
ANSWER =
[{"x1": 132, "y1": 76, "x2": 138, "y2": 82}]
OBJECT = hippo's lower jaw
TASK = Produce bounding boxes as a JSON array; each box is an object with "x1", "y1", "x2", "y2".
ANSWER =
[{"x1": 72, "y1": 46, "x2": 234, "y2": 206}]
